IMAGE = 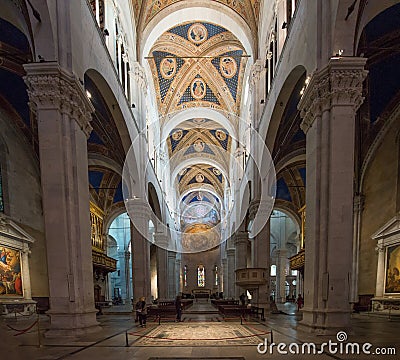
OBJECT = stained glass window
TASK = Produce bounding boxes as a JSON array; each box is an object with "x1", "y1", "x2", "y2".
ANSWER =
[
  {"x1": 197, "y1": 265, "x2": 205, "y2": 287},
  {"x1": 0, "y1": 166, "x2": 3, "y2": 213},
  {"x1": 184, "y1": 265, "x2": 188, "y2": 287}
]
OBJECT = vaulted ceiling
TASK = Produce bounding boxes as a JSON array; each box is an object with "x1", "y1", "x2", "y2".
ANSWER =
[
  {"x1": 148, "y1": 21, "x2": 248, "y2": 117},
  {"x1": 133, "y1": 0, "x2": 260, "y2": 36}
]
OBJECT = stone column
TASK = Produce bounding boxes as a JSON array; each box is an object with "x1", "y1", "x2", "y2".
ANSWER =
[
  {"x1": 235, "y1": 231, "x2": 249, "y2": 297},
  {"x1": 375, "y1": 243, "x2": 385, "y2": 297},
  {"x1": 175, "y1": 257, "x2": 181, "y2": 297},
  {"x1": 226, "y1": 248, "x2": 235, "y2": 298},
  {"x1": 298, "y1": 57, "x2": 368, "y2": 334},
  {"x1": 168, "y1": 252, "x2": 177, "y2": 298},
  {"x1": 351, "y1": 194, "x2": 364, "y2": 303},
  {"x1": 154, "y1": 232, "x2": 168, "y2": 299},
  {"x1": 249, "y1": 60, "x2": 265, "y2": 129},
  {"x1": 23, "y1": 62, "x2": 100, "y2": 337},
  {"x1": 249, "y1": 200, "x2": 272, "y2": 311},
  {"x1": 131, "y1": 62, "x2": 148, "y2": 131},
  {"x1": 117, "y1": 251, "x2": 127, "y2": 301},
  {"x1": 21, "y1": 243, "x2": 32, "y2": 300},
  {"x1": 276, "y1": 249, "x2": 288, "y2": 303},
  {"x1": 128, "y1": 200, "x2": 151, "y2": 302},
  {"x1": 222, "y1": 257, "x2": 227, "y2": 296},
  {"x1": 124, "y1": 250, "x2": 131, "y2": 303}
]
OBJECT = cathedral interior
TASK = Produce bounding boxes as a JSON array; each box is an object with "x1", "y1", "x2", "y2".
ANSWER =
[{"x1": 1, "y1": 0, "x2": 400, "y2": 359}]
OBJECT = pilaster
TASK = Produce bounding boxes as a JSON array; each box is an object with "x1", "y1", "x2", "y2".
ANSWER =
[
  {"x1": 23, "y1": 62, "x2": 99, "y2": 337},
  {"x1": 298, "y1": 57, "x2": 367, "y2": 334}
]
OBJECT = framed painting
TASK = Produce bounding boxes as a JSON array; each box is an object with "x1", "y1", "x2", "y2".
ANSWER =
[
  {"x1": 0, "y1": 245, "x2": 23, "y2": 297},
  {"x1": 385, "y1": 244, "x2": 400, "y2": 294}
]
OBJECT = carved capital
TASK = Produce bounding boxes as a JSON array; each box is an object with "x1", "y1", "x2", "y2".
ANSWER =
[
  {"x1": 375, "y1": 244, "x2": 385, "y2": 253},
  {"x1": 23, "y1": 63, "x2": 94, "y2": 137},
  {"x1": 131, "y1": 61, "x2": 148, "y2": 90},
  {"x1": 234, "y1": 231, "x2": 249, "y2": 245},
  {"x1": 299, "y1": 57, "x2": 368, "y2": 134}
]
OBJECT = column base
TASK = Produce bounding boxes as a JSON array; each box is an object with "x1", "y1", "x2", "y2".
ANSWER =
[
  {"x1": 298, "y1": 307, "x2": 352, "y2": 335},
  {"x1": 45, "y1": 310, "x2": 101, "y2": 338}
]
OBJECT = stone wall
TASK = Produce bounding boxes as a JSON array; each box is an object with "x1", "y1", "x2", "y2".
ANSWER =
[
  {"x1": 358, "y1": 118, "x2": 400, "y2": 295},
  {"x1": 0, "y1": 108, "x2": 48, "y2": 298}
]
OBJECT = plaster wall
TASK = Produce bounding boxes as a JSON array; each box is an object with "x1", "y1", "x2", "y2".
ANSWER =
[{"x1": 358, "y1": 119, "x2": 400, "y2": 295}]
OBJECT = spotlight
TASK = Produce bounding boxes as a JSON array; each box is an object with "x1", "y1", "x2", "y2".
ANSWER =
[
  {"x1": 103, "y1": 29, "x2": 109, "y2": 36},
  {"x1": 131, "y1": 103, "x2": 136, "y2": 108},
  {"x1": 86, "y1": 90, "x2": 92, "y2": 99}
]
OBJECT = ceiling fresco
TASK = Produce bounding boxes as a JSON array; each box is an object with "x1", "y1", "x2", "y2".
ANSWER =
[
  {"x1": 167, "y1": 119, "x2": 232, "y2": 175},
  {"x1": 177, "y1": 164, "x2": 226, "y2": 198},
  {"x1": 148, "y1": 21, "x2": 248, "y2": 117},
  {"x1": 133, "y1": 0, "x2": 260, "y2": 35}
]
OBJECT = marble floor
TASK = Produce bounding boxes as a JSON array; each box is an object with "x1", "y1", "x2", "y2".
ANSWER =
[{"x1": 2, "y1": 300, "x2": 400, "y2": 360}]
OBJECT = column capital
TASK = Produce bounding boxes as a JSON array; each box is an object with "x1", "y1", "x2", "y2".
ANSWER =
[
  {"x1": 299, "y1": 57, "x2": 368, "y2": 134},
  {"x1": 23, "y1": 62, "x2": 94, "y2": 137},
  {"x1": 131, "y1": 61, "x2": 148, "y2": 90},
  {"x1": 249, "y1": 198, "x2": 275, "y2": 220}
]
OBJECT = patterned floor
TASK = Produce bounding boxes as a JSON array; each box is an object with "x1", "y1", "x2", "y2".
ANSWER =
[{"x1": 131, "y1": 322, "x2": 269, "y2": 347}]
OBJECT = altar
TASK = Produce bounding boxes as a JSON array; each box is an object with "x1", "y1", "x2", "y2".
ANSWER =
[
  {"x1": 0, "y1": 216, "x2": 36, "y2": 317},
  {"x1": 371, "y1": 214, "x2": 400, "y2": 315}
]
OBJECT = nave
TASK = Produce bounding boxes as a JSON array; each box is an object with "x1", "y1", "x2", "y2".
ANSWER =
[{"x1": 3, "y1": 299, "x2": 399, "y2": 360}]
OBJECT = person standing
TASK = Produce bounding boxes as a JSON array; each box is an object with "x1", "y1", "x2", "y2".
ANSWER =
[
  {"x1": 135, "y1": 297, "x2": 147, "y2": 327},
  {"x1": 296, "y1": 294, "x2": 304, "y2": 312},
  {"x1": 175, "y1": 295, "x2": 183, "y2": 322}
]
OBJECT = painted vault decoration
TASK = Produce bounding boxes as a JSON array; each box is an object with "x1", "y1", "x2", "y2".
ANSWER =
[
  {"x1": 148, "y1": 21, "x2": 248, "y2": 117},
  {"x1": 133, "y1": 0, "x2": 260, "y2": 38}
]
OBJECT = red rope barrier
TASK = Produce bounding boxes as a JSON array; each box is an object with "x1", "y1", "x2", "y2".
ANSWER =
[{"x1": 7, "y1": 320, "x2": 38, "y2": 336}]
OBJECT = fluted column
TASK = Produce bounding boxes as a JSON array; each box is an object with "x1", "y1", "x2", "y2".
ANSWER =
[
  {"x1": 298, "y1": 57, "x2": 368, "y2": 334},
  {"x1": 23, "y1": 62, "x2": 99, "y2": 337}
]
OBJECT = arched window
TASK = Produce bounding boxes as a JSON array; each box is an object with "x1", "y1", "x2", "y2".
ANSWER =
[{"x1": 197, "y1": 265, "x2": 205, "y2": 287}]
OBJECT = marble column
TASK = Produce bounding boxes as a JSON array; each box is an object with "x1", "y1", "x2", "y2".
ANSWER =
[
  {"x1": 276, "y1": 249, "x2": 288, "y2": 303},
  {"x1": 23, "y1": 62, "x2": 100, "y2": 337},
  {"x1": 21, "y1": 243, "x2": 32, "y2": 300},
  {"x1": 117, "y1": 251, "x2": 127, "y2": 301},
  {"x1": 351, "y1": 194, "x2": 364, "y2": 303},
  {"x1": 375, "y1": 243, "x2": 385, "y2": 297},
  {"x1": 154, "y1": 232, "x2": 169, "y2": 299},
  {"x1": 249, "y1": 60, "x2": 265, "y2": 129},
  {"x1": 175, "y1": 257, "x2": 181, "y2": 297},
  {"x1": 168, "y1": 252, "x2": 177, "y2": 298},
  {"x1": 249, "y1": 200, "x2": 272, "y2": 311},
  {"x1": 298, "y1": 57, "x2": 368, "y2": 334},
  {"x1": 128, "y1": 200, "x2": 151, "y2": 302},
  {"x1": 235, "y1": 231, "x2": 249, "y2": 297},
  {"x1": 124, "y1": 250, "x2": 131, "y2": 303},
  {"x1": 222, "y1": 258, "x2": 227, "y2": 296},
  {"x1": 226, "y1": 248, "x2": 235, "y2": 299}
]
